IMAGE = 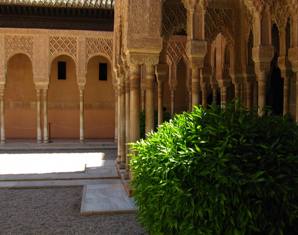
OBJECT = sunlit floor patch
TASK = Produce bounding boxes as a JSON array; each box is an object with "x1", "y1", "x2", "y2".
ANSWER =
[{"x1": 0, "y1": 152, "x2": 106, "y2": 175}]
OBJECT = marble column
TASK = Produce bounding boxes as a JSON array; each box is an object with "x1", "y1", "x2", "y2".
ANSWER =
[
  {"x1": 125, "y1": 78, "x2": 130, "y2": 173},
  {"x1": 244, "y1": 80, "x2": 252, "y2": 110},
  {"x1": 43, "y1": 88, "x2": 48, "y2": 143},
  {"x1": 191, "y1": 66, "x2": 200, "y2": 108},
  {"x1": 157, "y1": 80, "x2": 163, "y2": 125},
  {"x1": 234, "y1": 82, "x2": 240, "y2": 101},
  {"x1": 117, "y1": 86, "x2": 121, "y2": 164},
  {"x1": 36, "y1": 89, "x2": 42, "y2": 143},
  {"x1": 114, "y1": 90, "x2": 118, "y2": 143},
  {"x1": 145, "y1": 64, "x2": 155, "y2": 133},
  {"x1": 170, "y1": 89, "x2": 175, "y2": 117},
  {"x1": 282, "y1": 71, "x2": 290, "y2": 115},
  {"x1": 0, "y1": 89, "x2": 5, "y2": 144},
  {"x1": 201, "y1": 83, "x2": 207, "y2": 108},
  {"x1": 129, "y1": 64, "x2": 141, "y2": 143},
  {"x1": 257, "y1": 73, "x2": 267, "y2": 116},
  {"x1": 220, "y1": 86, "x2": 228, "y2": 108},
  {"x1": 79, "y1": 88, "x2": 84, "y2": 142},
  {"x1": 119, "y1": 80, "x2": 126, "y2": 169}
]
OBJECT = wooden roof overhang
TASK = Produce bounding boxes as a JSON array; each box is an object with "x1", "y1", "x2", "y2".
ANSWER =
[{"x1": 0, "y1": 0, "x2": 115, "y2": 31}]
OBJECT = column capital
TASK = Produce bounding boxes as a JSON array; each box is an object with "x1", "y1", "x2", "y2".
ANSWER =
[
  {"x1": 155, "y1": 64, "x2": 168, "y2": 83},
  {"x1": 252, "y1": 46, "x2": 274, "y2": 74},
  {"x1": 35, "y1": 82, "x2": 49, "y2": 91},
  {"x1": 186, "y1": 40, "x2": 208, "y2": 68}
]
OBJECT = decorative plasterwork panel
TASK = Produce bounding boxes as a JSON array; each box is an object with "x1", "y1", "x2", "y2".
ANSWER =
[
  {"x1": 162, "y1": 0, "x2": 186, "y2": 37},
  {"x1": 49, "y1": 36, "x2": 77, "y2": 60},
  {"x1": 86, "y1": 37, "x2": 113, "y2": 62},
  {"x1": 5, "y1": 35, "x2": 33, "y2": 61},
  {"x1": 271, "y1": 0, "x2": 290, "y2": 30},
  {"x1": 205, "y1": 8, "x2": 234, "y2": 43},
  {"x1": 166, "y1": 36, "x2": 188, "y2": 65}
]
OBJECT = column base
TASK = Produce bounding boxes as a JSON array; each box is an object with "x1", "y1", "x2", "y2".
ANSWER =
[{"x1": 1, "y1": 140, "x2": 5, "y2": 144}]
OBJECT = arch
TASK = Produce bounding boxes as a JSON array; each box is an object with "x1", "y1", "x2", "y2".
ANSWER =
[
  {"x1": 87, "y1": 53, "x2": 112, "y2": 66},
  {"x1": 48, "y1": 54, "x2": 79, "y2": 139},
  {"x1": 49, "y1": 53, "x2": 77, "y2": 71},
  {"x1": 5, "y1": 53, "x2": 36, "y2": 139},
  {"x1": 84, "y1": 55, "x2": 115, "y2": 139}
]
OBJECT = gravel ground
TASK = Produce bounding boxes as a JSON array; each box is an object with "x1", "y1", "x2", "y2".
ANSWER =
[{"x1": 0, "y1": 187, "x2": 146, "y2": 235}]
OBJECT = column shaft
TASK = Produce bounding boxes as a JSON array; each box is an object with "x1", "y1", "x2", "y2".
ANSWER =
[
  {"x1": 145, "y1": 65, "x2": 155, "y2": 133},
  {"x1": 257, "y1": 76, "x2": 266, "y2": 116},
  {"x1": 79, "y1": 89, "x2": 84, "y2": 142},
  {"x1": 129, "y1": 65, "x2": 141, "y2": 143},
  {"x1": 0, "y1": 92, "x2": 5, "y2": 144},
  {"x1": 283, "y1": 73, "x2": 290, "y2": 115},
  {"x1": 201, "y1": 85, "x2": 207, "y2": 108},
  {"x1": 192, "y1": 66, "x2": 200, "y2": 108},
  {"x1": 119, "y1": 81, "x2": 126, "y2": 168},
  {"x1": 220, "y1": 86, "x2": 227, "y2": 108},
  {"x1": 170, "y1": 90, "x2": 175, "y2": 116},
  {"x1": 157, "y1": 81, "x2": 163, "y2": 125},
  {"x1": 43, "y1": 89, "x2": 48, "y2": 143},
  {"x1": 125, "y1": 79, "x2": 130, "y2": 173},
  {"x1": 36, "y1": 89, "x2": 42, "y2": 143}
]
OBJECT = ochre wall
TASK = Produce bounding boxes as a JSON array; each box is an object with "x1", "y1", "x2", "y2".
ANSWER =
[
  {"x1": 85, "y1": 56, "x2": 115, "y2": 139},
  {"x1": 5, "y1": 54, "x2": 36, "y2": 139},
  {"x1": 48, "y1": 55, "x2": 79, "y2": 139}
]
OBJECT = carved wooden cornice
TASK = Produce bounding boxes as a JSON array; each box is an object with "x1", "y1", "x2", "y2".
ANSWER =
[{"x1": 0, "y1": 0, "x2": 115, "y2": 9}]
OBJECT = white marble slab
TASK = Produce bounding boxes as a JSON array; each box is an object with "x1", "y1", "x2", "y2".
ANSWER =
[{"x1": 81, "y1": 184, "x2": 136, "y2": 215}]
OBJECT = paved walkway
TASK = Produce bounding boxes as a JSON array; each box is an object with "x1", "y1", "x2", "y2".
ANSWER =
[{"x1": 0, "y1": 144, "x2": 144, "y2": 234}]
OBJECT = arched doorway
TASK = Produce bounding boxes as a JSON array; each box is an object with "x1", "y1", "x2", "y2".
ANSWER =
[
  {"x1": 5, "y1": 54, "x2": 36, "y2": 139},
  {"x1": 267, "y1": 24, "x2": 283, "y2": 115},
  {"x1": 175, "y1": 58, "x2": 188, "y2": 113},
  {"x1": 48, "y1": 55, "x2": 79, "y2": 139},
  {"x1": 85, "y1": 55, "x2": 115, "y2": 139}
]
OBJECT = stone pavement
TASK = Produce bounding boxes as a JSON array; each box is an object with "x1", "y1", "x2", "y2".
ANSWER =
[{"x1": 0, "y1": 142, "x2": 137, "y2": 215}]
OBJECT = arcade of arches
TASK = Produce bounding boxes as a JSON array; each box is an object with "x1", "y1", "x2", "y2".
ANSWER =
[{"x1": 0, "y1": 0, "x2": 298, "y2": 181}]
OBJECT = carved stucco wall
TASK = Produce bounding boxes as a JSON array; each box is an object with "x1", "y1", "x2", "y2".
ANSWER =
[{"x1": 0, "y1": 28, "x2": 114, "y2": 88}]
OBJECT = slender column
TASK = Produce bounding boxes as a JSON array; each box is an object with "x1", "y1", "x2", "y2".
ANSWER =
[
  {"x1": 192, "y1": 66, "x2": 200, "y2": 108},
  {"x1": 245, "y1": 80, "x2": 252, "y2": 110},
  {"x1": 170, "y1": 89, "x2": 175, "y2": 116},
  {"x1": 157, "y1": 80, "x2": 163, "y2": 125},
  {"x1": 125, "y1": 78, "x2": 130, "y2": 172},
  {"x1": 0, "y1": 89, "x2": 5, "y2": 144},
  {"x1": 283, "y1": 72, "x2": 290, "y2": 115},
  {"x1": 36, "y1": 89, "x2": 42, "y2": 143},
  {"x1": 257, "y1": 74, "x2": 267, "y2": 116},
  {"x1": 43, "y1": 88, "x2": 48, "y2": 143},
  {"x1": 117, "y1": 87, "x2": 121, "y2": 164},
  {"x1": 129, "y1": 64, "x2": 141, "y2": 143},
  {"x1": 201, "y1": 84, "x2": 207, "y2": 108},
  {"x1": 145, "y1": 64, "x2": 155, "y2": 133},
  {"x1": 114, "y1": 90, "x2": 118, "y2": 142},
  {"x1": 79, "y1": 88, "x2": 84, "y2": 142},
  {"x1": 119, "y1": 80, "x2": 126, "y2": 168},
  {"x1": 220, "y1": 86, "x2": 228, "y2": 108}
]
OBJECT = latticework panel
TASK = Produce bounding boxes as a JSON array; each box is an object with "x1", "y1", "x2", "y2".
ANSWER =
[
  {"x1": 86, "y1": 37, "x2": 113, "y2": 61},
  {"x1": 49, "y1": 36, "x2": 77, "y2": 59},
  {"x1": 166, "y1": 37, "x2": 188, "y2": 65},
  {"x1": 5, "y1": 35, "x2": 33, "y2": 61}
]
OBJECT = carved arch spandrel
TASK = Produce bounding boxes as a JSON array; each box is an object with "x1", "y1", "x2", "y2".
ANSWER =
[
  {"x1": 5, "y1": 35, "x2": 34, "y2": 66},
  {"x1": 86, "y1": 37, "x2": 113, "y2": 64},
  {"x1": 49, "y1": 36, "x2": 78, "y2": 65}
]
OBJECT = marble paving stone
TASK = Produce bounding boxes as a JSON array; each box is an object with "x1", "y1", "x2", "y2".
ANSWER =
[
  {"x1": 81, "y1": 184, "x2": 136, "y2": 215},
  {"x1": 0, "y1": 179, "x2": 121, "y2": 188}
]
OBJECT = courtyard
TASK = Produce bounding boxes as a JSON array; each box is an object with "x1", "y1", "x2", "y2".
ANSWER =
[{"x1": 0, "y1": 143, "x2": 144, "y2": 234}]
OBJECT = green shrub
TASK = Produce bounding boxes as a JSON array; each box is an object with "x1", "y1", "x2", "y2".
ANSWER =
[{"x1": 130, "y1": 104, "x2": 298, "y2": 235}]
